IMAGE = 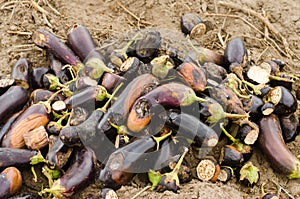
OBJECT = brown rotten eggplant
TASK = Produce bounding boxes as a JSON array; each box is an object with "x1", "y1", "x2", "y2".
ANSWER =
[
  {"x1": 258, "y1": 114, "x2": 300, "y2": 179},
  {"x1": 43, "y1": 147, "x2": 96, "y2": 198},
  {"x1": 177, "y1": 62, "x2": 207, "y2": 92},
  {"x1": 0, "y1": 148, "x2": 37, "y2": 169},
  {"x1": 127, "y1": 82, "x2": 206, "y2": 132},
  {"x1": 0, "y1": 111, "x2": 23, "y2": 143},
  {"x1": 263, "y1": 86, "x2": 297, "y2": 116},
  {"x1": 11, "y1": 58, "x2": 31, "y2": 89},
  {"x1": 0, "y1": 86, "x2": 29, "y2": 124},
  {"x1": 1, "y1": 103, "x2": 49, "y2": 148},
  {"x1": 0, "y1": 167, "x2": 22, "y2": 199},
  {"x1": 32, "y1": 29, "x2": 84, "y2": 73},
  {"x1": 97, "y1": 74, "x2": 159, "y2": 131}
]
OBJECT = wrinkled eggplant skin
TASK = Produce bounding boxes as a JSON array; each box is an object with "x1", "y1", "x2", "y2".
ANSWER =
[
  {"x1": 46, "y1": 138, "x2": 72, "y2": 169},
  {"x1": 0, "y1": 86, "x2": 29, "y2": 124},
  {"x1": 258, "y1": 114, "x2": 300, "y2": 176},
  {"x1": 98, "y1": 136, "x2": 156, "y2": 190},
  {"x1": 0, "y1": 111, "x2": 22, "y2": 143},
  {"x1": 0, "y1": 148, "x2": 37, "y2": 170},
  {"x1": 60, "y1": 109, "x2": 104, "y2": 147},
  {"x1": 220, "y1": 145, "x2": 244, "y2": 167},
  {"x1": 11, "y1": 58, "x2": 31, "y2": 89},
  {"x1": 177, "y1": 62, "x2": 207, "y2": 92},
  {"x1": 202, "y1": 62, "x2": 227, "y2": 82},
  {"x1": 1, "y1": 103, "x2": 49, "y2": 148},
  {"x1": 279, "y1": 113, "x2": 299, "y2": 142},
  {"x1": 135, "y1": 30, "x2": 161, "y2": 62}
]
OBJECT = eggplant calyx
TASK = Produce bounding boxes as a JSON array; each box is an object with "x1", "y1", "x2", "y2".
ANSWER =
[
  {"x1": 42, "y1": 180, "x2": 65, "y2": 198},
  {"x1": 97, "y1": 82, "x2": 123, "y2": 113},
  {"x1": 148, "y1": 170, "x2": 163, "y2": 190},
  {"x1": 288, "y1": 161, "x2": 300, "y2": 179}
]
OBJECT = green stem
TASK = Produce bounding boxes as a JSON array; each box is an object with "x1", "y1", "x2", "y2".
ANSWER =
[
  {"x1": 196, "y1": 96, "x2": 208, "y2": 103},
  {"x1": 269, "y1": 75, "x2": 294, "y2": 82},
  {"x1": 118, "y1": 32, "x2": 140, "y2": 59},
  {"x1": 152, "y1": 130, "x2": 173, "y2": 151},
  {"x1": 241, "y1": 80, "x2": 262, "y2": 95},
  {"x1": 170, "y1": 147, "x2": 189, "y2": 176},
  {"x1": 31, "y1": 166, "x2": 38, "y2": 182},
  {"x1": 98, "y1": 82, "x2": 123, "y2": 112},
  {"x1": 40, "y1": 89, "x2": 62, "y2": 113},
  {"x1": 220, "y1": 123, "x2": 238, "y2": 144}
]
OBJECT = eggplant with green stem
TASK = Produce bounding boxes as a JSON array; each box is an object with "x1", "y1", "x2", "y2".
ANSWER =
[
  {"x1": 42, "y1": 147, "x2": 96, "y2": 198},
  {"x1": 0, "y1": 86, "x2": 29, "y2": 124},
  {"x1": 97, "y1": 74, "x2": 159, "y2": 133},
  {"x1": 127, "y1": 82, "x2": 207, "y2": 132},
  {"x1": 0, "y1": 148, "x2": 38, "y2": 170},
  {"x1": 148, "y1": 147, "x2": 189, "y2": 193},
  {"x1": 258, "y1": 114, "x2": 300, "y2": 179}
]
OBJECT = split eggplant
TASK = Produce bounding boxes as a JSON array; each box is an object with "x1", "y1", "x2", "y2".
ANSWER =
[{"x1": 258, "y1": 114, "x2": 300, "y2": 179}]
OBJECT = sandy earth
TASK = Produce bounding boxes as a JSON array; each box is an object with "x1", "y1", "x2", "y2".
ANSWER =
[{"x1": 0, "y1": 0, "x2": 300, "y2": 198}]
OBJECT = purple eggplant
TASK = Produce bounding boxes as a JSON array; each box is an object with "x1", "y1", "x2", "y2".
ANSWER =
[
  {"x1": 48, "y1": 53, "x2": 70, "y2": 84},
  {"x1": 0, "y1": 167, "x2": 22, "y2": 199},
  {"x1": 258, "y1": 114, "x2": 300, "y2": 178},
  {"x1": 279, "y1": 113, "x2": 299, "y2": 142},
  {"x1": 127, "y1": 82, "x2": 207, "y2": 132},
  {"x1": 181, "y1": 13, "x2": 204, "y2": 35},
  {"x1": 0, "y1": 86, "x2": 29, "y2": 124},
  {"x1": 0, "y1": 148, "x2": 37, "y2": 169},
  {"x1": 30, "y1": 67, "x2": 50, "y2": 89},
  {"x1": 32, "y1": 29, "x2": 84, "y2": 73},
  {"x1": 43, "y1": 147, "x2": 96, "y2": 198},
  {"x1": 11, "y1": 58, "x2": 31, "y2": 89}
]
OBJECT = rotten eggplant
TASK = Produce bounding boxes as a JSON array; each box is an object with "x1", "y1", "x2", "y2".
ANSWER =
[
  {"x1": 1, "y1": 103, "x2": 49, "y2": 148},
  {"x1": 279, "y1": 113, "x2": 299, "y2": 142},
  {"x1": 127, "y1": 82, "x2": 207, "y2": 132},
  {"x1": 11, "y1": 58, "x2": 31, "y2": 89},
  {"x1": 196, "y1": 156, "x2": 220, "y2": 182},
  {"x1": 0, "y1": 167, "x2": 22, "y2": 199},
  {"x1": 177, "y1": 62, "x2": 207, "y2": 92}
]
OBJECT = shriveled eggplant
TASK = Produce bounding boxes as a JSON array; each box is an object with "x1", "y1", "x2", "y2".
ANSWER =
[
  {"x1": 1, "y1": 103, "x2": 49, "y2": 148},
  {"x1": 0, "y1": 167, "x2": 22, "y2": 199},
  {"x1": 258, "y1": 114, "x2": 300, "y2": 178},
  {"x1": 224, "y1": 37, "x2": 248, "y2": 79},
  {"x1": 135, "y1": 30, "x2": 161, "y2": 62},
  {"x1": 0, "y1": 86, "x2": 29, "y2": 124},
  {"x1": 219, "y1": 145, "x2": 244, "y2": 167},
  {"x1": 181, "y1": 13, "x2": 206, "y2": 37},
  {"x1": 177, "y1": 62, "x2": 207, "y2": 92},
  {"x1": 151, "y1": 55, "x2": 174, "y2": 79},
  {"x1": 23, "y1": 126, "x2": 49, "y2": 150},
  {"x1": 202, "y1": 62, "x2": 227, "y2": 82},
  {"x1": 98, "y1": 136, "x2": 156, "y2": 190},
  {"x1": 217, "y1": 167, "x2": 234, "y2": 183},
  {"x1": 0, "y1": 111, "x2": 23, "y2": 143},
  {"x1": 166, "y1": 111, "x2": 219, "y2": 147}
]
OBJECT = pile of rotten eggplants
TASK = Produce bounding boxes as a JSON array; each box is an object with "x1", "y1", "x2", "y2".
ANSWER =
[{"x1": 1, "y1": 13, "x2": 300, "y2": 199}]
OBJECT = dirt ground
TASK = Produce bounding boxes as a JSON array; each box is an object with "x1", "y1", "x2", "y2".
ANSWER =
[{"x1": 0, "y1": 0, "x2": 300, "y2": 199}]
